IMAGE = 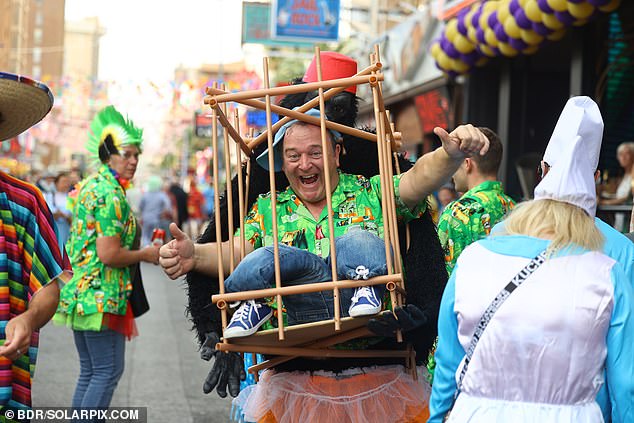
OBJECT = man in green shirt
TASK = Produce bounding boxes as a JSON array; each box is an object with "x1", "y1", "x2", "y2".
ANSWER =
[
  {"x1": 437, "y1": 127, "x2": 516, "y2": 275},
  {"x1": 159, "y1": 109, "x2": 490, "y2": 337}
]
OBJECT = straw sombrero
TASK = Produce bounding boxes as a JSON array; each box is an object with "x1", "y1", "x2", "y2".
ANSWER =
[{"x1": 0, "y1": 72, "x2": 54, "y2": 142}]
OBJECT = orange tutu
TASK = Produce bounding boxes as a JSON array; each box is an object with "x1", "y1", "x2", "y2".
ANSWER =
[{"x1": 239, "y1": 365, "x2": 430, "y2": 423}]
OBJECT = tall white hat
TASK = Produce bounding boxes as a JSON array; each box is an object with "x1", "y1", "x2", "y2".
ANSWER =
[{"x1": 534, "y1": 96, "x2": 604, "y2": 216}]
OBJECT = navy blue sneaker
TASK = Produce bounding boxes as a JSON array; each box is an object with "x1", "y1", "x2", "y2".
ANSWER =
[
  {"x1": 223, "y1": 300, "x2": 273, "y2": 339},
  {"x1": 348, "y1": 286, "x2": 382, "y2": 317}
]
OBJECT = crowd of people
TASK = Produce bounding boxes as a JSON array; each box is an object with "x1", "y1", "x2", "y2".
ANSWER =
[{"x1": 1, "y1": 50, "x2": 634, "y2": 423}]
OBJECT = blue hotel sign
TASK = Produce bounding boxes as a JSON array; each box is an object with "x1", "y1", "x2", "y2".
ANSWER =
[{"x1": 271, "y1": 0, "x2": 340, "y2": 42}]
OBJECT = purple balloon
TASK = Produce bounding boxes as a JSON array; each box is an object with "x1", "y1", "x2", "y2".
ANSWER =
[
  {"x1": 494, "y1": 23, "x2": 510, "y2": 42},
  {"x1": 488, "y1": 11, "x2": 499, "y2": 28},
  {"x1": 537, "y1": 0, "x2": 554, "y2": 14},
  {"x1": 457, "y1": 14, "x2": 469, "y2": 36},
  {"x1": 447, "y1": 70, "x2": 459, "y2": 79},
  {"x1": 476, "y1": 28, "x2": 487, "y2": 44},
  {"x1": 510, "y1": 0, "x2": 521, "y2": 14},
  {"x1": 587, "y1": 0, "x2": 611, "y2": 5},
  {"x1": 555, "y1": 10, "x2": 576, "y2": 26},
  {"x1": 460, "y1": 50, "x2": 481, "y2": 66},
  {"x1": 514, "y1": 8, "x2": 533, "y2": 30},
  {"x1": 567, "y1": 0, "x2": 584, "y2": 3},
  {"x1": 532, "y1": 21, "x2": 553, "y2": 36},
  {"x1": 472, "y1": 9, "x2": 482, "y2": 27},
  {"x1": 440, "y1": 38, "x2": 458, "y2": 59},
  {"x1": 442, "y1": 40, "x2": 461, "y2": 59},
  {"x1": 509, "y1": 37, "x2": 528, "y2": 51}
]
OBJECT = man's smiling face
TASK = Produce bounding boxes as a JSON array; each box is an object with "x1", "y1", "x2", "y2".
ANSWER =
[{"x1": 281, "y1": 123, "x2": 340, "y2": 211}]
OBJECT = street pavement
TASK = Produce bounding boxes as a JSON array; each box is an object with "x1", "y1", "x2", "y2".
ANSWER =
[{"x1": 32, "y1": 263, "x2": 232, "y2": 422}]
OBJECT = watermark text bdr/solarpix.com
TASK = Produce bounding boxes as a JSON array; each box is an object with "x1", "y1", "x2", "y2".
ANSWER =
[{"x1": 2, "y1": 407, "x2": 147, "y2": 422}]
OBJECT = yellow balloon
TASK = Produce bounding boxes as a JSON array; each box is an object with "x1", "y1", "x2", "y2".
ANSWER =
[
  {"x1": 524, "y1": 0, "x2": 543, "y2": 22},
  {"x1": 520, "y1": 29, "x2": 544, "y2": 45},
  {"x1": 504, "y1": 16, "x2": 522, "y2": 39},
  {"x1": 599, "y1": 0, "x2": 621, "y2": 13},
  {"x1": 546, "y1": 0, "x2": 568, "y2": 12},
  {"x1": 445, "y1": 19, "x2": 459, "y2": 42},
  {"x1": 497, "y1": 0, "x2": 512, "y2": 24},
  {"x1": 546, "y1": 28, "x2": 567, "y2": 41},
  {"x1": 568, "y1": 2, "x2": 595, "y2": 19},
  {"x1": 479, "y1": 44, "x2": 497, "y2": 57},
  {"x1": 484, "y1": 28, "x2": 499, "y2": 47},
  {"x1": 450, "y1": 58, "x2": 470, "y2": 73},
  {"x1": 467, "y1": 26, "x2": 478, "y2": 43},
  {"x1": 436, "y1": 51, "x2": 452, "y2": 71},
  {"x1": 542, "y1": 12, "x2": 565, "y2": 30},
  {"x1": 498, "y1": 42, "x2": 519, "y2": 57},
  {"x1": 430, "y1": 42, "x2": 442, "y2": 58},
  {"x1": 454, "y1": 34, "x2": 476, "y2": 54},
  {"x1": 518, "y1": 0, "x2": 528, "y2": 5},
  {"x1": 479, "y1": 10, "x2": 492, "y2": 31},
  {"x1": 483, "y1": 1, "x2": 498, "y2": 13}
]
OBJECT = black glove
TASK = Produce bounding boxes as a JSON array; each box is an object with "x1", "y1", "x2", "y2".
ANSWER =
[
  {"x1": 367, "y1": 304, "x2": 427, "y2": 337},
  {"x1": 200, "y1": 332, "x2": 246, "y2": 398}
]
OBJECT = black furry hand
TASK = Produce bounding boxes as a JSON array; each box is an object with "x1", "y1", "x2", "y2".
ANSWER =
[
  {"x1": 367, "y1": 305, "x2": 427, "y2": 337},
  {"x1": 200, "y1": 332, "x2": 246, "y2": 398}
]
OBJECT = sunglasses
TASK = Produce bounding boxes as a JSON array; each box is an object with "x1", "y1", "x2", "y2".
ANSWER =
[{"x1": 536, "y1": 161, "x2": 550, "y2": 183}]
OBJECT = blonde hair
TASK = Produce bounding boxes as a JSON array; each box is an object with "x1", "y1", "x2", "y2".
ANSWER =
[{"x1": 501, "y1": 199, "x2": 603, "y2": 252}]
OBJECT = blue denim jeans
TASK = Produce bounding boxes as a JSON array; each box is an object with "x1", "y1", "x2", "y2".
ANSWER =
[
  {"x1": 72, "y1": 329, "x2": 125, "y2": 413},
  {"x1": 225, "y1": 229, "x2": 388, "y2": 325}
]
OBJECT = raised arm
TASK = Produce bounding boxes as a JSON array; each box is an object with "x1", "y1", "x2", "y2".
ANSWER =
[
  {"x1": 399, "y1": 125, "x2": 489, "y2": 209},
  {"x1": 159, "y1": 222, "x2": 252, "y2": 279}
]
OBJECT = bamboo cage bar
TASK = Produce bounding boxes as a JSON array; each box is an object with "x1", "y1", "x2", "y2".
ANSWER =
[
  {"x1": 217, "y1": 342, "x2": 412, "y2": 359},
  {"x1": 381, "y1": 112, "x2": 404, "y2": 280},
  {"x1": 221, "y1": 95, "x2": 236, "y2": 272},
  {"x1": 244, "y1": 128, "x2": 254, "y2": 218},
  {"x1": 210, "y1": 102, "x2": 251, "y2": 156},
  {"x1": 314, "y1": 47, "x2": 341, "y2": 332},
  {"x1": 384, "y1": 116, "x2": 405, "y2": 305},
  {"x1": 213, "y1": 274, "x2": 403, "y2": 305},
  {"x1": 247, "y1": 326, "x2": 373, "y2": 374},
  {"x1": 370, "y1": 52, "x2": 402, "y2": 343},
  {"x1": 263, "y1": 58, "x2": 285, "y2": 341},
  {"x1": 204, "y1": 87, "x2": 401, "y2": 148},
  {"x1": 208, "y1": 74, "x2": 382, "y2": 105},
  {"x1": 211, "y1": 82, "x2": 227, "y2": 330},
  {"x1": 234, "y1": 110, "x2": 247, "y2": 260}
]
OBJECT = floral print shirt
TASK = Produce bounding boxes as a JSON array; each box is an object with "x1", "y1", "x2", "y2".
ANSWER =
[
  {"x1": 55, "y1": 165, "x2": 136, "y2": 330},
  {"x1": 241, "y1": 171, "x2": 426, "y2": 257}
]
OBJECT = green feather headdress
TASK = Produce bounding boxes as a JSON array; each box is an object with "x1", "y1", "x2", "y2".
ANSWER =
[{"x1": 86, "y1": 105, "x2": 143, "y2": 166}]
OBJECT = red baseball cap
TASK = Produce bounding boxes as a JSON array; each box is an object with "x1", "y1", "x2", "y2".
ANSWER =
[{"x1": 303, "y1": 52, "x2": 358, "y2": 94}]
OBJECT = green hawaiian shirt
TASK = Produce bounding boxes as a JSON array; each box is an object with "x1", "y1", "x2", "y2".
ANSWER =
[
  {"x1": 437, "y1": 180, "x2": 515, "y2": 275},
  {"x1": 240, "y1": 171, "x2": 426, "y2": 254},
  {"x1": 54, "y1": 165, "x2": 137, "y2": 331}
]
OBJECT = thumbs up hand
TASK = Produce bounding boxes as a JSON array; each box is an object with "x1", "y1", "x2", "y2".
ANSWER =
[
  {"x1": 434, "y1": 124, "x2": 489, "y2": 160},
  {"x1": 159, "y1": 222, "x2": 195, "y2": 279}
]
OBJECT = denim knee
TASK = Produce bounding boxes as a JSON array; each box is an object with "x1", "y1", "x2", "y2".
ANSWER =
[{"x1": 334, "y1": 229, "x2": 388, "y2": 280}]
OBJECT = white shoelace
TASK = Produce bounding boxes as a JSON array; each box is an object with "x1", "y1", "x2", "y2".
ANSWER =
[
  {"x1": 229, "y1": 300, "x2": 261, "y2": 324},
  {"x1": 354, "y1": 265, "x2": 370, "y2": 280},
  {"x1": 351, "y1": 286, "x2": 376, "y2": 305}
]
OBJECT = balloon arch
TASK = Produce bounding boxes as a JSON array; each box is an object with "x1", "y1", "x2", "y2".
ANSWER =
[{"x1": 431, "y1": 0, "x2": 622, "y2": 77}]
